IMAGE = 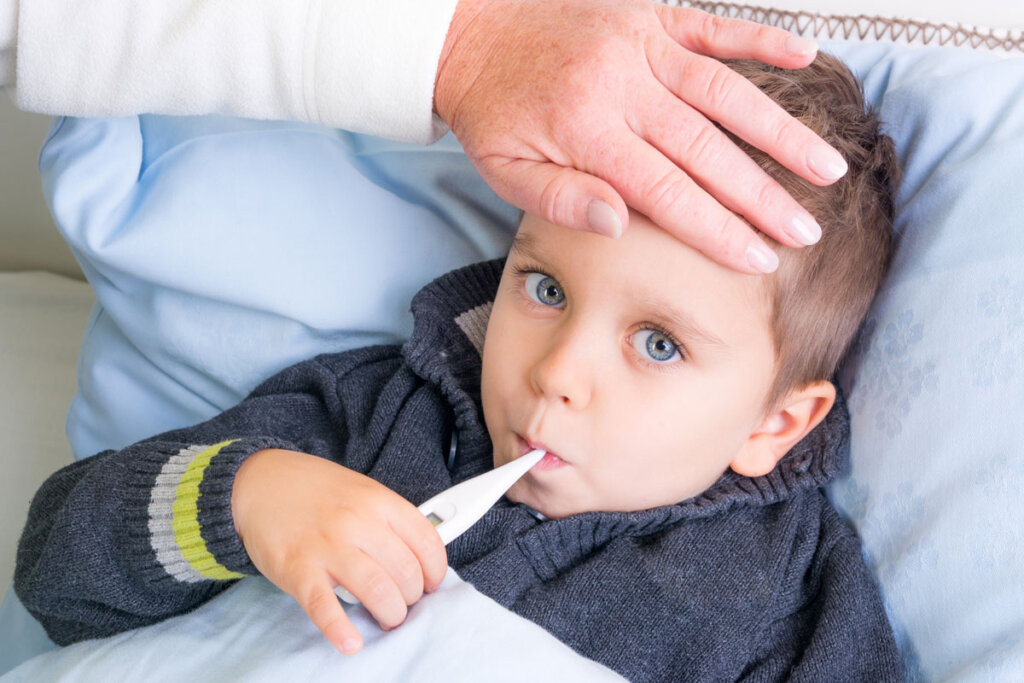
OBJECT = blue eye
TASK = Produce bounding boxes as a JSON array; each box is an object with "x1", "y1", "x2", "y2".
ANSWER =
[
  {"x1": 524, "y1": 272, "x2": 565, "y2": 308},
  {"x1": 631, "y1": 329, "x2": 681, "y2": 363}
]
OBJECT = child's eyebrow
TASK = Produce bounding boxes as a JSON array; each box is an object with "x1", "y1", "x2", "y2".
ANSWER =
[
  {"x1": 636, "y1": 295, "x2": 727, "y2": 350},
  {"x1": 508, "y1": 232, "x2": 543, "y2": 263}
]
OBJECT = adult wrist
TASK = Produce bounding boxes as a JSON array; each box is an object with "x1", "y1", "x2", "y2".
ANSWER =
[{"x1": 434, "y1": 0, "x2": 493, "y2": 128}]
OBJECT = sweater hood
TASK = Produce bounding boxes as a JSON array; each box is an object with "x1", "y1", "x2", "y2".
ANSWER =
[{"x1": 402, "y1": 260, "x2": 849, "y2": 517}]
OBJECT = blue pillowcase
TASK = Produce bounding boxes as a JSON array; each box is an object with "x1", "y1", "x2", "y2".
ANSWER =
[
  {"x1": 37, "y1": 42, "x2": 1024, "y2": 679},
  {"x1": 39, "y1": 117, "x2": 519, "y2": 456},
  {"x1": 827, "y1": 43, "x2": 1024, "y2": 679}
]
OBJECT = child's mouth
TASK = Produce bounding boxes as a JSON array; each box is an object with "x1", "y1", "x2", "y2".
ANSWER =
[
  {"x1": 534, "y1": 452, "x2": 567, "y2": 470},
  {"x1": 516, "y1": 435, "x2": 568, "y2": 470}
]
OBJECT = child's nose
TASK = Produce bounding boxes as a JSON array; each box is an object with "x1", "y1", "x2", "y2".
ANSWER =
[{"x1": 529, "y1": 327, "x2": 593, "y2": 409}]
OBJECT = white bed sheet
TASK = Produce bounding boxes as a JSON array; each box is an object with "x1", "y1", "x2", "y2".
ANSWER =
[{"x1": 3, "y1": 573, "x2": 624, "y2": 682}]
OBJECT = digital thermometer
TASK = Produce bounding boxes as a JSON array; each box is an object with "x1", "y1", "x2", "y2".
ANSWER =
[{"x1": 334, "y1": 449, "x2": 545, "y2": 604}]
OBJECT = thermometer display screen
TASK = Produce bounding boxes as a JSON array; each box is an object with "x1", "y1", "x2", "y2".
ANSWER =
[{"x1": 426, "y1": 512, "x2": 444, "y2": 527}]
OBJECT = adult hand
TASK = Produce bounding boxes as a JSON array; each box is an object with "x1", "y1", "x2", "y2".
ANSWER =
[{"x1": 435, "y1": 0, "x2": 848, "y2": 274}]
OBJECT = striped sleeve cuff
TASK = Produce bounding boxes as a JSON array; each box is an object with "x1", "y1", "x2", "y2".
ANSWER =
[{"x1": 127, "y1": 437, "x2": 291, "y2": 586}]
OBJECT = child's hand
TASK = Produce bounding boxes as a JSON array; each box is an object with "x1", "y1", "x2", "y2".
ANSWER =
[{"x1": 231, "y1": 448, "x2": 448, "y2": 655}]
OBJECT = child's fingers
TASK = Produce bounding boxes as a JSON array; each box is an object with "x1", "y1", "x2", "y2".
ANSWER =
[
  {"x1": 357, "y1": 525, "x2": 430, "y2": 606},
  {"x1": 387, "y1": 509, "x2": 449, "y2": 593},
  {"x1": 331, "y1": 547, "x2": 410, "y2": 630},
  {"x1": 296, "y1": 575, "x2": 365, "y2": 655}
]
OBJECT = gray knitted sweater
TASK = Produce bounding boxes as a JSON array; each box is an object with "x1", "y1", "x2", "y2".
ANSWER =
[{"x1": 16, "y1": 260, "x2": 903, "y2": 681}]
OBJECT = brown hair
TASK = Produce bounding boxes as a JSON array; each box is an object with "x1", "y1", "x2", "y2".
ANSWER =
[{"x1": 726, "y1": 53, "x2": 902, "y2": 412}]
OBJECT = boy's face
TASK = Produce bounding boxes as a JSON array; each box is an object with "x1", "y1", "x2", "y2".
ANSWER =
[{"x1": 481, "y1": 213, "x2": 779, "y2": 518}]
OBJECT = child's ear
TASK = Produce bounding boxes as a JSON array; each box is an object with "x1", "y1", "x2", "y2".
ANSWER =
[{"x1": 730, "y1": 381, "x2": 836, "y2": 478}]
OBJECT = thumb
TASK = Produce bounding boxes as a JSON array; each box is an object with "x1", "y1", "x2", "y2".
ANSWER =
[{"x1": 479, "y1": 157, "x2": 629, "y2": 238}]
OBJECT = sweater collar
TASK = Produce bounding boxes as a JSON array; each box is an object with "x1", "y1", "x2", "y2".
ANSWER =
[
  {"x1": 402, "y1": 260, "x2": 504, "y2": 468},
  {"x1": 402, "y1": 260, "x2": 849, "y2": 515}
]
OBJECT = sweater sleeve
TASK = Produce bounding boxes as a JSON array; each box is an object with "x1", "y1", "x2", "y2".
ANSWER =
[
  {"x1": 8, "y1": 0, "x2": 456, "y2": 143},
  {"x1": 13, "y1": 349, "x2": 400, "y2": 646}
]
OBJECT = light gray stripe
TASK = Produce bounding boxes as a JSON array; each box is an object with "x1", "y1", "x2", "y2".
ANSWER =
[
  {"x1": 455, "y1": 302, "x2": 493, "y2": 357},
  {"x1": 147, "y1": 445, "x2": 210, "y2": 584}
]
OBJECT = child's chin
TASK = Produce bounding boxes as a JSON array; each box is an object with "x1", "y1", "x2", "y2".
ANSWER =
[
  {"x1": 506, "y1": 484, "x2": 551, "y2": 517},
  {"x1": 504, "y1": 481, "x2": 529, "y2": 507},
  {"x1": 513, "y1": 493, "x2": 577, "y2": 520}
]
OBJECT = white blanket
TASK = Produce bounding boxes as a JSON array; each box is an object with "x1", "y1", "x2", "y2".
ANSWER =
[{"x1": 3, "y1": 572, "x2": 624, "y2": 682}]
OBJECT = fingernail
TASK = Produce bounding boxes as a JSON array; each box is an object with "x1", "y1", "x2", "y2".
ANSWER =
[
  {"x1": 786, "y1": 34, "x2": 818, "y2": 57},
  {"x1": 341, "y1": 638, "x2": 361, "y2": 655},
  {"x1": 587, "y1": 199, "x2": 622, "y2": 238},
  {"x1": 746, "y1": 242, "x2": 779, "y2": 274},
  {"x1": 786, "y1": 210, "x2": 822, "y2": 245},
  {"x1": 807, "y1": 145, "x2": 848, "y2": 181}
]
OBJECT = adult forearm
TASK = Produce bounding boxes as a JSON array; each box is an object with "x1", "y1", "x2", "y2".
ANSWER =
[{"x1": 9, "y1": 0, "x2": 456, "y2": 143}]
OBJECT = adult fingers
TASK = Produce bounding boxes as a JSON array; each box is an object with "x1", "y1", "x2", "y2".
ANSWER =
[
  {"x1": 592, "y1": 128, "x2": 779, "y2": 274},
  {"x1": 294, "y1": 573, "x2": 365, "y2": 655},
  {"x1": 649, "y1": 41, "x2": 848, "y2": 187},
  {"x1": 476, "y1": 154, "x2": 629, "y2": 238},
  {"x1": 654, "y1": 5, "x2": 818, "y2": 68},
  {"x1": 634, "y1": 85, "x2": 820, "y2": 248}
]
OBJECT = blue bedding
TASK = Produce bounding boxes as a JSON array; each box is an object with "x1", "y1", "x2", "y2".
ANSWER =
[{"x1": 4, "y1": 573, "x2": 622, "y2": 681}]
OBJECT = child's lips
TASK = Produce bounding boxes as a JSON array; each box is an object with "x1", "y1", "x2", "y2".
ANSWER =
[
  {"x1": 517, "y1": 435, "x2": 569, "y2": 470},
  {"x1": 534, "y1": 452, "x2": 568, "y2": 470}
]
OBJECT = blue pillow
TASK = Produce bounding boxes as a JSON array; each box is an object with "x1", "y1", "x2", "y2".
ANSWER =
[
  {"x1": 36, "y1": 43, "x2": 1024, "y2": 679},
  {"x1": 39, "y1": 117, "x2": 520, "y2": 456},
  {"x1": 826, "y1": 43, "x2": 1024, "y2": 679}
]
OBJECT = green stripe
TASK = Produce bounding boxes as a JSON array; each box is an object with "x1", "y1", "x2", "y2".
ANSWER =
[{"x1": 172, "y1": 440, "x2": 245, "y2": 580}]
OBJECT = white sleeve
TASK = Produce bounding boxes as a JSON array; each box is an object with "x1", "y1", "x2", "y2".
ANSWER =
[
  {"x1": 11, "y1": 0, "x2": 458, "y2": 144},
  {"x1": 0, "y1": 0, "x2": 14, "y2": 88}
]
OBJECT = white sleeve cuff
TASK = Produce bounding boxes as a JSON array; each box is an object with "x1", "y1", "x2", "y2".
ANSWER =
[
  {"x1": 312, "y1": 0, "x2": 457, "y2": 143},
  {"x1": 13, "y1": 0, "x2": 457, "y2": 143}
]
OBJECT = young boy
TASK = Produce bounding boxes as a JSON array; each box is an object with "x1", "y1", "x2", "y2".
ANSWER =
[{"x1": 15, "y1": 54, "x2": 903, "y2": 681}]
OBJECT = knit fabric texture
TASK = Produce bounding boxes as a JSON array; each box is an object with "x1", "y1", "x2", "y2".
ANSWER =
[{"x1": 15, "y1": 260, "x2": 904, "y2": 681}]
